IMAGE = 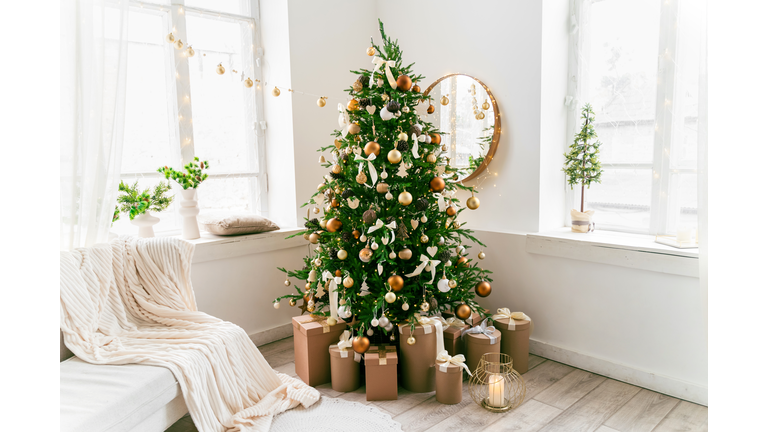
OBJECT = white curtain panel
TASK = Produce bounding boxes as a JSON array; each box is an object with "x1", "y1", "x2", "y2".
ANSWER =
[
  {"x1": 60, "y1": 0, "x2": 129, "y2": 250},
  {"x1": 697, "y1": 3, "x2": 708, "y2": 343}
]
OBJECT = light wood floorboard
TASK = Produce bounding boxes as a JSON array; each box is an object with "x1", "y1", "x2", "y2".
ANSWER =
[{"x1": 165, "y1": 336, "x2": 708, "y2": 432}]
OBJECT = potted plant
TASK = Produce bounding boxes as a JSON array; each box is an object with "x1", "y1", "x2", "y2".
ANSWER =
[
  {"x1": 563, "y1": 104, "x2": 603, "y2": 233},
  {"x1": 116, "y1": 180, "x2": 173, "y2": 238},
  {"x1": 157, "y1": 157, "x2": 210, "y2": 240}
]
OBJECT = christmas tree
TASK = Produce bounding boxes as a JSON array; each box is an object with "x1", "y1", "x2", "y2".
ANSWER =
[
  {"x1": 563, "y1": 103, "x2": 603, "y2": 212},
  {"x1": 277, "y1": 20, "x2": 492, "y2": 349}
]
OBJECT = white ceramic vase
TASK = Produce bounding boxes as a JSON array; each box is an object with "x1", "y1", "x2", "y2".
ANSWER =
[
  {"x1": 131, "y1": 212, "x2": 160, "y2": 238},
  {"x1": 179, "y1": 188, "x2": 201, "y2": 240}
]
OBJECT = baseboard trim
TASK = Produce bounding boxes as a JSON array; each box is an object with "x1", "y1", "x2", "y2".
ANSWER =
[
  {"x1": 529, "y1": 338, "x2": 708, "y2": 406},
  {"x1": 248, "y1": 323, "x2": 293, "y2": 347}
]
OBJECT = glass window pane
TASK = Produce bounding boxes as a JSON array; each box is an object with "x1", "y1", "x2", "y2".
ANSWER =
[
  {"x1": 583, "y1": 169, "x2": 652, "y2": 233},
  {"x1": 666, "y1": 173, "x2": 697, "y2": 233},
  {"x1": 197, "y1": 177, "x2": 259, "y2": 212},
  {"x1": 185, "y1": 0, "x2": 249, "y2": 16},
  {"x1": 186, "y1": 14, "x2": 258, "y2": 174}
]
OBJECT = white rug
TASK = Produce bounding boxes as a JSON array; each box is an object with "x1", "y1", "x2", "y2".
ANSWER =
[{"x1": 269, "y1": 397, "x2": 402, "y2": 432}]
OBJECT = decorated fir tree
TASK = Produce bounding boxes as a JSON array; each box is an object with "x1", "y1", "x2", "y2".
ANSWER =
[
  {"x1": 277, "y1": 21, "x2": 492, "y2": 350},
  {"x1": 563, "y1": 103, "x2": 603, "y2": 213}
]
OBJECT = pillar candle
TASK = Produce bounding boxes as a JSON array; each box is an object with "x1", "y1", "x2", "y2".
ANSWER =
[{"x1": 488, "y1": 374, "x2": 505, "y2": 407}]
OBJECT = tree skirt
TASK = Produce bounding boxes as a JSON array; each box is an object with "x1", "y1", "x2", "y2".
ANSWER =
[{"x1": 269, "y1": 397, "x2": 402, "y2": 432}]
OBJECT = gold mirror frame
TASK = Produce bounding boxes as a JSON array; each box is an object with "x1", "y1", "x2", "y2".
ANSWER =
[{"x1": 423, "y1": 74, "x2": 501, "y2": 183}]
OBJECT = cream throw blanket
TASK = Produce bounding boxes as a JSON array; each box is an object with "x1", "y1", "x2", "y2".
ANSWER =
[{"x1": 60, "y1": 236, "x2": 319, "y2": 431}]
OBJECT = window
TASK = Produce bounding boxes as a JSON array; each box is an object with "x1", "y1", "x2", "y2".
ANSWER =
[
  {"x1": 567, "y1": 0, "x2": 704, "y2": 235},
  {"x1": 110, "y1": 0, "x2": 266, "y2": 235}
]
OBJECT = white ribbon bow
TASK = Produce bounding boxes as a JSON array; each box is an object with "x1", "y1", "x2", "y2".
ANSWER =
[
  {"x1": 337, "y1": 330, "x2": 353, "y2": 351},
  {"x1": 411, "y1": 133, "x2": 420, "y2": 159},
  {"x1": 371, "y1": 56, "x2": 397, "y2": 89},
  {"x1": 322, "y1": 270, "x2": 341, "y2": 320},
  {"x1": 444, "y1": 317, "x2": 467, "y2": 328},
  {"x1": 492, "y1": 308, "x2": 532, "y2": 331},
  {"x1": 418, "y1": 316, "x2": 445, "y2": 355},
  {"x1": 432, "y1": 192, "x2": 447, "y2": 212},
  {"x1": 406, "y1": 254, "x2": 441, "y2": 284},
  {"x1": 338, "y1": 103, "x2": 350, "y2": 137},
  {"x1": 354, "y1": 153, "x2": 378, "y2": 185},
  {"x1": 367, "y1": 218, "x2": 397, "y2": 244},
  {"x1": 461, "y1": 318, "x2": 498, "y2": 344},
  {"x1": 436, "y1": 350, "x2": 472, "y2": 375}
]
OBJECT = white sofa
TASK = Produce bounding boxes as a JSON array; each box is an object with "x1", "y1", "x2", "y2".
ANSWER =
[{"x1": 60, "y1": 332, "x2": 189, "y2": 432}]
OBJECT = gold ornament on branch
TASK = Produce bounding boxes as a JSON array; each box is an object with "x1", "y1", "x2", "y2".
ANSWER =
[
  {"x1": 352, "y1": 81, "x2": 363, "y2": 92},
  {"x1": 427, "y1": 104, "x2": 435, "y2": 114},
  {"x1": 174, "y1": 39, "x2": 184, "y2": 50},
  {"x1": 384, "y1": 292, "x2": 397, "y2": 303},
  {"x1": 398, "y1": 248, "x2": 413, "y2": 260},
  {"x1": 482, "y1": 99, "x2": 490, "y2": 110},
  {"x1": 216, "y1": 63, "x2": 226, "y2": 75},
  {"x1": 398, "y1": 190, "x2": 413, "y2": 206},
  {"x1": 165, "y1": 33, "x2": 175, "y2": 43},
  {"x1": 271, "y1": 87, "x2": 281, "y2": 97},
  {"x1": 317, "y1": 97, "x2": 327, "y2": 107},
  {"x1": 244, "y1": 78, "x2": 254, "y2": 88},
  {"x1": 367, "y1": 46, "x2": 376, "y2": 56},
  {"x1": 388, "y1": 275, "x2": 404, "y2": 292},
  {"x1": 364, "y1": 141, "x2": 380, "y2": 156},
  {"x1": 387, "y1": 149, "x2": 402, "y2": 164},
  {"x1": 185, "y1": 46, "x2": 195, "y2": 57},
  {"x1": 347, "y1": 99, "x2": 360, "y2": 111},
  {"x1": 352, "y1": 336, "x2": 370, "y2": 353},
  {"x1": 289, "y1": 298, "x2": 296, "y2": 307},
  {"x1": 348, "y1": 123, "x2": 361, "y2": 134},
  {"x1": 396, "y1": 75, "x2": 413, "y2": 91},
  {"x1": 475, "y1": 280, "x2": 492, "y2": 297},
  {"x1": 440, "y1": 95, "x2": 450, "y2": 106},
  {"x1": 426, "y1": 154, "x2": 437, "y2": 164},
  {"x1": 478, "y1": 251, "x2": 486, "y2": 260},
  {"x1": 455, "y1": 303, "x2": 472, "y2": 320},
  {"x1": 467, "y1": 192, "x2": 480, "y2": 210}
]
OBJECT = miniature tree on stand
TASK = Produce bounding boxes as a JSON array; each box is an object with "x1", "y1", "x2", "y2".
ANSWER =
[
  {"x1": 277, "y1": 20, "x2": 492, "y2": 352},
  {"x1": 563, "y1": 103, "x2": 603, "y2": 232}
]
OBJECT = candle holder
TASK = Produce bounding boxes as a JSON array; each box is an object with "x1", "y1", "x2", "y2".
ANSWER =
[{"x1": 468, "y1": 352, "x2": 525, "y2": 412}]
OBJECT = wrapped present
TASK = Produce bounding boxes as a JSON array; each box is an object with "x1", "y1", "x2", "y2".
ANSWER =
[
  {"x1": 492, "y1": 309, "x2": 532, "y2": 373},
  {"x1": 434, "y1": 316, "x2": 470, "y2": 356},
  {"x1": 329, "y1": 330, "x2": 362, "y2": 392},
  {"x1": 442, "y1": 309, "x2": 486, "y2": 327},
  {"x1": 462, "y1": 318, "x2": 502, "y2": 373},
  {"x1": 292, "y1": 315, "x2": 347, "y2": 386},
  {"x1": 398, "y1": 316, "x2": 445, "y2": 393},
  {"x1": 364, "y1": 345, "x2": 398, "y2": 401},
  {"x1": 435, "y1": 350, "x2": 471, "y2": 405}
]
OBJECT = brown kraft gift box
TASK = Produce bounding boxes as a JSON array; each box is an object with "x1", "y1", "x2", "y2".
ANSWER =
[
  {"x1": 493, "y1": 316, "x2": 531, "y2": 373},
  {"x1": 398, "y1": 322, "x2": 437, "y2": 393},
  {"x1": 329, "y1": 345, "x2": 361, "y2": 392},
  {"x1": 442, "y1": 321, "x2": 470, "y2": 357},
  {"x1": 292, "y1": 315, "x2": 347, "y2": 386},
  {"x1": 464, "y1": 329, "x2": 502, "y2": 373},
  {"x1": 435, "y1": 360, "x2": 463, "y2": 404},
  {"x1": 364, "y1": 345, "x2": 398, "y2": 401},
  {"x1": 442, "y1": 310, "x2": 486, "y2": 327}
]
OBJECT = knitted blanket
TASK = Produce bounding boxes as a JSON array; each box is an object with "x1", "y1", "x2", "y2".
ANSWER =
[{"x1": 60, "y1": 236, "x2": 319, "y2": 431}]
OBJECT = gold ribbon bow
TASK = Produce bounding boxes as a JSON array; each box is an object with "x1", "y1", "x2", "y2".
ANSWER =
[
  {"x1": 371, "y1": 56, "x2": 397, "y2": 89},
  {"x1": 436, "y1": 349, "x2": 472, "y2": 375},
  {"x1": 492, "y1": 308, "x2": 533, "y2": 331},
  {"x1": 354, "y1": 153, "x2": 378, "y2": 185}
]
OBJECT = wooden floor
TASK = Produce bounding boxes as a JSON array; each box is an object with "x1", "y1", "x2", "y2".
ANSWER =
[{"x1": 167, "y1": 336, "x2": 707, "y2": 432}]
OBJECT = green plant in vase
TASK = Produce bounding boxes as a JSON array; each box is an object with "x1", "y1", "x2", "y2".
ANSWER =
[
  {"x1": 563, "y1": 103, "x2": 603, "y2": 232},
  {"x1": 157, "y1": 156, "x2": 210, "y2": 189},
  {"x1": 116, "y1": 180, "x2": 173, "y2": 238},
  {"x1": 157, "y1": 157, "x2": 210, "y2": 240}
]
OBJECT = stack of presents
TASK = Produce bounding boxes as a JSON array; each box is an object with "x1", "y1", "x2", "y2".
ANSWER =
[{"x1": 291, "y1": 308, "x2": 531, "y2": 404}]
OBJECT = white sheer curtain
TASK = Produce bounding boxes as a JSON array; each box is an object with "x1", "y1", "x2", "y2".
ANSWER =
[
  {"x1": 697, "y1": 3, "x2": 708, "y2": 342},
  {"x1": 60, "y1": 0, "x2": 129, "y2": 250}
]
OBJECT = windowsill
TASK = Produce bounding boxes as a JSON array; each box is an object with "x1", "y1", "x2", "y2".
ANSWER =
[{"x1": 525, "y1": 227, "x2": 699, "y2": 277}]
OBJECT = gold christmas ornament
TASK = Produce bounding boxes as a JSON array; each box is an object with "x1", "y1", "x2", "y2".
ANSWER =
[
  {"x1": 343, "y1": 276, "x2": 354, "y2": 288},
  {"x1": 244, "y1": 78, "x2": 254, "y2": 88},
  {"x1": 457, "y1": 256, "x2": 469, "y2": 267},
  {"x1": 307, "y1": 304, "x2": 315, "y2": 312},
  {"x1": 337, "y1": 249, "x2": 348, "y2": 260},
  {"x1": 477, "y1": 112, "x2": 486, "y2": 120},
  {"x1": 312, "y1": 207, "x2": 320, "y2": 214},
  {"x1": 352, "y1": 229, "x2": 361, "y2": 239},
  {"x1": 475, "y1": 281, "x2": 492, "y2": 297},
  {"x1": 359, "y1": 247, "x2": 373, "y2": 263},
  {"x1": 407, "y1": 336, "x2": 416, "y2": 345},
  {"x1": 332, "y1": 164, "x2": 342, "y2": 174},
  {"x1": 411, "y1": 84, "x2": 421, "y2": 93},
  {"x1": 388, "y1": 275, "x2": 404, "y2": 292},
  {"x1": 165, "y1": 33, "x2": 175, "y2": 43},
  {"x1": 448, "y1": 279, "x2": 457, "y2": 289},
  {"x1": 440, "y1": 95, "x2": 450, "y2": 106},
  {"x1": 303, "y1": 233, "x2": 310, "y2": 240},
  {"x1": 420, "y1": 301, "x2": 430, "y2": 312},
  {"x1": 467, "y1": 195, "x2": 480, "y2": 210},
  {"x1": 384, "y1": 292, "x2": 397, "y2": 303},
  {"x1": 347, "y1": 99, "x2": 360, "y2": 111},
  {"x1": 309, "y1": 233, "x2": 320, "y2": 244},
  {"x1": 427, "y1": 104, "x2": 435, "y2": 114},
  {"x1": 482, "y1": 100, "x2": 491, "y2": 110},
  {"x1": 305, "y1": 282, "x2": 311, "y2": 290},
  {"x1": 356, "y1": 171, "x2": 367, "y2": 184},
  {"x1": 352, "y1": 81, "x2": 363, "y2": 92},
  {"x1": 396, "y1": 75, "x2": 413, "y2": 91},
  {"x1": 326, "y1": 217, "x2": 342, "y2": 232},
  {"x1": 390, "y1": 334, "x2": 396, "y2": 341},
  {"x1": 317, "y1": 97, "x2": 327, "y2": 107},
  {"x1": 397, "y1": 132, "x2": 409, "y2": 141},
  {"x1": 420, "y1": 234, "x2": 429, "y2": 243},
  {"x1": 216, "y1": 63, "x2": 226, "y2": 75},
  {"x1": 429, "y1": 177, "x2": 446, "y2": 192},
  {"x1": 398, "y1": 190, "x2": 413, "y2": 206},
  {"x1": 453, "y1": 221, "x2": 461, "y2": 229},
  {"x1": 430, "y1": 133, "x2": 442, "y2": 145},
  {"x1": 185, "y1": 46, "x2": 195, "y2": 57},
  {"x1": 271, "y1": 87, "x2": 281, "y2": 97},
  {"x1": 174, "y1": 39, "x2": 184, "y2": 50},
  {"x1": 284, "y1": 279, "x2": 291, "y2": 286},
  {"x1": 446, "y1": 206, "x2": 457, "y2": 217},
  {"x1": 455, "y1": 303, "x2": 472, "y2": 320},
  {"x1": 347, "y1": 123, "x2": 361, "y2": 134},
  {"x1": 387, "y1": 149, "x2": 402, "y2": 164},
  {"x1": 367, "y1": 46, "x2": 376, "y2": 56},
  {"x1": 478, "y1": 251, "x2": 486, "y2": 260},
  {"x1": 398, "y1": 248, "x2": 413, "y2": 260},
  {"x1": 376, "y1": 183, "x2": 389, "y2": 193},
  {"x1": 352, "y1": 336, "x2": 370, "y2": 354},
  {"x1": 289, "y1": 298, "x2": 296, "y2": 307},
  {"x1": 426, "y1": 154, "x2": 437, "y2": 164},
  {"x1": 327, "y1": 317, "x2": 337, "y2": 326},
  {"x1": 402, "y1": 303, "x2": 410, "y2": 311},
  {"x1": 364, "y1": 141, "x2": 381, "y2": 156}
]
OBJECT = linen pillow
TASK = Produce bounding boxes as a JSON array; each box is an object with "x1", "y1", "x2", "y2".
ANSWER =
[{"x1": 198, "y1": 212, "x2": 279, "y2": 236}]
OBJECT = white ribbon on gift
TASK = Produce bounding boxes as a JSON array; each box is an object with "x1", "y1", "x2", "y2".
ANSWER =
[
  {"x1": 418, "y1": 316, "x2": 445, "y2": 356},
  {"x1": 432, "y1": 192, "x2": 447, "y2": 212},
  {"x1": 338, "y1": 103, "x2": 350, "y2": 137},
  {"x1": 367, "y1": 218, "x2": 397, "y2": 244},
  {"x1": 461, "y1": 318, "x2": 498, "y2": 344},
  {"x1": 371, "y1": 56, "x2": 397, "y2": 89},
  {"x1": 322, "y1": 270, "x2": 341, "y2": 321},
  {"x1": 492, "y1": 308, "x2": 533, "y2": 331},
  {"x1": 411, "y1": 133, "x2": 420, "y2": 159},
  {"x1": 405, "y1": 254, "x2": 441, "y2": 284},
  {"x1": 436, "y1": 350, "x2": 472, "y2": 375},
  {"x1": 433, "y1": 316, "x2": 467, "y2": 328},
  {"x1": 354, "y1": 153, "x2": 378, "y2": 185},
  {"x1": 337, "y1": 330, "x2": 353, "y2": 351}
]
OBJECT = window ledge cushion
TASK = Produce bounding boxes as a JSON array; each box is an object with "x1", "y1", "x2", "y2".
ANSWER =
[
  {"x1": 187, "y1": 227, "x2": 305, "y2": 264},
  {"x1": 526, "y1": 227, "x2": 698, "y2": 278}
]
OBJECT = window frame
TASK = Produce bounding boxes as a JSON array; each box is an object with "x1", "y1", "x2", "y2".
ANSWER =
[
  {"x1": 115, "y1": 0, "x2": 268, "y2": 234},
  {"x1": 565, "y1": 0, "x2": 697, "y2": 236}
]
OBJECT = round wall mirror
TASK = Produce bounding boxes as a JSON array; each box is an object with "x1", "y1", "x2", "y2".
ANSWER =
[{"x1": 423, "y1": 74, "x2": 500, "y2": 182}]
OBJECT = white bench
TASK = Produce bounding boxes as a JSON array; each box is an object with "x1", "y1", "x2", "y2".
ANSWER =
[{"x1": 60, "y1": 332, "x2": 188, "y2": 432}]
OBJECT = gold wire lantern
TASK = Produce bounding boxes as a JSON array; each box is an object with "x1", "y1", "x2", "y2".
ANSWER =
[{"x1": 468, "y1": 352, "x2": 525, "y2": 412}]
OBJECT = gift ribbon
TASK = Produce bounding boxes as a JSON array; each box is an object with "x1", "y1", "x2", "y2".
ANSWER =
[
  {"x1": 405, "y1": 255, "x2": 441, "y2": 284},
  {"x1": 299, "y1": 314, "x2": 331, "y2": 333},
  {"x1": 322, "y1": 270, "x2": 341, "y2": 321},
  {"x1": 436, "y1": 350, "x2": 472, "y2": 375},
  {"x1": 354, "y1": 153, "x2": 378, "y2": 185},
  {"x1": 338, "y1": 103, "x2": 350, "y2": 137},
  {"x1": 367, "y1": 218, "x2": 397, "y2": 244},
  {"x1": 461, "y1": 318, "x2": 498, "y2": 344},
  {"x1": 411, "y1": 133, "x2": 420, "y2": 159},
  {"x1": 369, "y1": 345, "x2": 397, "y2": 365},
  {"x1": 492, "y1": 308, "x2": 533, "y2": 331},
  {"x1": 337, "y1": 330, "x2": 353, "y2": 351},
  {"x1": 418, "y1": 317, "x2": 445, "y2": 358},
  {"x1": 371, "y1": 56, "x2": 397, "y2": 89},
  {"x1": 430, "y1": 315, "x2": 465, "y2": 330},
  {"x1": 433, "y1": 192, "x2": 447, "y2": 212}
]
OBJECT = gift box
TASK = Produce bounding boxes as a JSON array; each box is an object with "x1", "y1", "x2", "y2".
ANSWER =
[
  {"x1": 463, "y1": 325, "x2": 502, "y2": 373},
  {"x1": 292, "y1": 315, "x2": 347, "y2": 386},
  {"x1": 398, "y1": 322, "x2": 438, "y2": 393},
  {"x1": 493, "y1": 315, "x2": 531, "y2": 374},
  {"x1": 442, "y1": 310, "x2": 486, "y2": 327},
  {"x1": 329, "y1": 345, "x2": 361, "y2": 392},
  {"x1": 364, "y1": 345, "x2": 398, "y2": 401},
  {"x1": 442, "y1": 320, "x2": 470, "y2": 357},
  {"x1": 435, "y1": 360, "x2": 463, "y2": 404}
]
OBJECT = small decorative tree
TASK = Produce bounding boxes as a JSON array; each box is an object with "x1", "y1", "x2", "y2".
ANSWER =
[
  {"x1": 157, "y1": 157, "x2": 210, "y2": 189},
  {"x1": 564, "y1": 104, "x2": 603, "y2": 213},
  {"x1": 116, "y1": 180, "x2": 174, "y2": 220}
]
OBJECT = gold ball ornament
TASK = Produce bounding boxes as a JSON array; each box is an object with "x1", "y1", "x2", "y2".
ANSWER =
[
  {"x1": 284, "y1": 279, "x2": 291, "y2": 286},
  {"x1": 364, "y1": 141, "x2": 381, "y2": 156},
  {"x1": 289, "y1": 299, "x2": 296, "y2": 307},
  {"x1": 387, "y1": 275, "x2": 404, "y2": 292},
  {"x1": 347, "y1": 99, "x2": 360, "y2": 111},
  {"x1": 476, "y1": 112, "x2": 485, "y2": 120},
  {"x1": 185, "y1": 46, "x2": 195, "y2": 57},
  {"x1": 398, "y1": 132, "x2": 409, "y2": 141},
  {"x1": 440, "y1": 95, "x2": 450, "y2": 106},
  {"x1": 305, "y1": 282, "x2": 311, "y2": 291},
  {"x1": 352, "y1": 229, "x2": 361, "y2": 239},
  {"x1": 402, "y1": 303, "x2": 410, "y2": 311},
  {"x1": 306, "y1": 304, "x2": 315, "y2": 313},
  {"x1": 216, "y1": 63, "x2": 226, "y2": 75},
  {"x1": 384, "y1": 292, "x2": 397, "y2": 303},
  {"x1": 352, "y1": 336, "x2": 371, "y2": 354},
  {"x1": 455, "y1": 304, "x2": 472, "y2": 320},
  {"x1": 457, "y1": 256, "x2": 469, "y2": 267},
  {"x1": 165, "y1": 32, "x2": 176, "y2": 43},
  {"x1": 448, "y1": 279, "x2": 457, "y2": 289},
  {"x1": 327, "y1": 317, "x2": 337, "y2": 326},
  {"x1": 398, "y1": 248, "x2": 413, "y2": 260},
  {"x1": 347, "y1": 123, "x2": 361, "y2": 135},
  {"x1": 406, "y1": 336, "x2": 416, "y2": 345},
  {"x1": 430, "y1": 133, "x2": 442, "y2": 145},
  {"x1": 352, "y1": 81, "x2": 363, "y2": 92},
  {"x1": 271, "y1": 87, "x2": 281, "y2": 97},
  {"x1": 366, "y1": 46, "x2": 376, "y2": 56},
  {"x1": 343, "y1": 277, "x2": 354, "y2": 288},
  {"x1": 427, "y1": 104, "x2": 435, "y2": 114},
  {"x1": 453, "y1": 221, "x2": 461, "y2": 229},
  {"x1": 332, "y1": 164, "x2": 342, "y2": 174},
  {"x1": 482, "y1": 100, "x2": 491, "y2": 110},
  {"x1": 411, "y1": 84, "x2": 421, "y2": 93},
  {"x1": 387, "y1": 149, "x2": 402, "y2": 164},
  {"x1": 359, "y1": 247, "x2": 373, "y2": 263},
  {"x1": 326, "y1": 218, "x2": 342, "y2": 232},
  {"x1": 244, "y1": 77, "x2": 254, "y2": 88},
  {"x1": 475, "y1": 281, "x2": 492, "y2": 298},
  {"x1": 478, "y1": 251, "x2": 486, "y2": 260},
  {"x1": 396, "y1": 75, "x2": 412, "y2": 91},
  {"x1": 376, "y1": 183, "x2": 389, "y2": 194},
  {"x1": 337, "y1": 249, "x2": 348, "y2": 260},
  {"x1": 356, "y1": 171, "x2": 367, "y2": 184},
  {"x1": 420, "y1": 234, "x2": 429, "y2": 243},
  {"x1": 467, "y1": 195, "x2": 480, "y2": 210},
  {"x1": 303, "y1": 233, "x2": 310, "y2": 240},
  {"x1": 446, "y1": 206, "x2": 457, "y2": 217},
  {"x1": 309, "y1": 233, "x2": 320, "y2": 244},
  {"x1": 398, "y1": 190, "x2": 413, "y2": 206},
  {"x1": 317, "y1": 97, "x2": 327, "y2": 107},
  {"x1": 426, "y1": 154, "x2": 437, "y2": 164},
  {"x1": 174, "y1": 39, "x2": 184, "y2": 50},
  {"x1": 429, "y1": 177, "x2": 446, "y2": 192},
  {"x1": 420, "y1": 301, "x2": 430, "y2": 312}
]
